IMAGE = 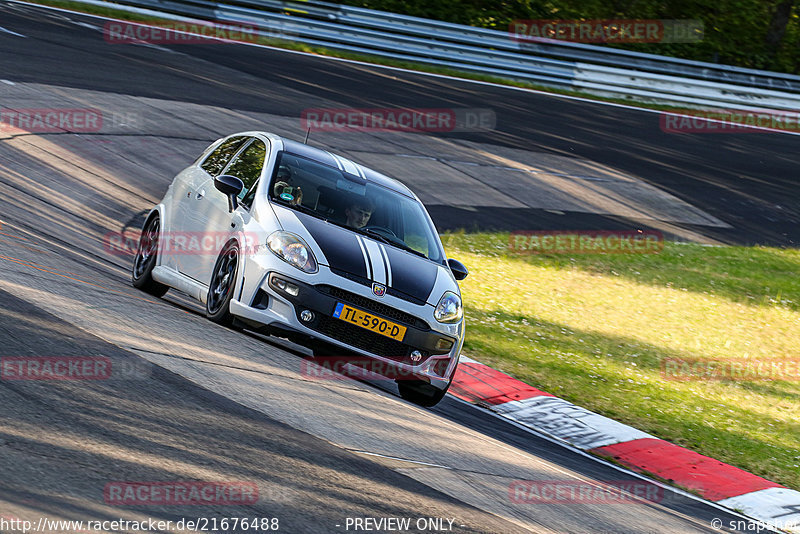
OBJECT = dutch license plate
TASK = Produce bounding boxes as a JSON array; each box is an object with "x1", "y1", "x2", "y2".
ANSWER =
[{"x1": 332, "y1": 302, "x2": 407, "y2": 342}]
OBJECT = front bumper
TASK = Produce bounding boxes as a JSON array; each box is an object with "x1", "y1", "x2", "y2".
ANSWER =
[{"x1": 229, "y1": 271, "x2": 462, "y2": 389}]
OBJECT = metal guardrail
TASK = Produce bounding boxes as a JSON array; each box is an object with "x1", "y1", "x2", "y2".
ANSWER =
[
  {"x1": 238, "y1": 0, "x2": 800, "y2": 92},
  {"x1": 82, "y1": 0, "x2": 800, "y2": 110}
]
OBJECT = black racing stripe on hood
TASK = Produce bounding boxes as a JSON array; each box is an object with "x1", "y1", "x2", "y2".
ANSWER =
[
  {"x1": 383, "y1": 245, "x2": 439, "y2": 303},
  {"x1": 295, "y1": 211, "x2": 367, "y2": 279}
]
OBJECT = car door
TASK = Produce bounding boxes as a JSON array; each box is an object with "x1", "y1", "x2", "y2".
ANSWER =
[
  {"x1": 180, "y1": 137, "x2": 268, "y2": 285},
  {"x1": 173, "y1": 135, "x2": 248, "y2": 276}
]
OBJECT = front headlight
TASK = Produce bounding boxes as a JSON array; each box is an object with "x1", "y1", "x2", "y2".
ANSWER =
[
  {"x1": 266, "y1": 231, "x2": 318, "y2": 273},
  {"x1": 434, "y1": 291, "x2": 463, "y2": 323}
]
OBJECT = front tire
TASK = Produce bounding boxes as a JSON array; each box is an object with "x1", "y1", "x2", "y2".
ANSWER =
[
  {"x1": 206, "y1": 241, "x2": 240, "y2": 325},
  {"x1": 397, "y1": 379, "x2": 451, "y2": 407},
  {"x1": 131, "y1": 215, "x2": 169, "y2": 297}
]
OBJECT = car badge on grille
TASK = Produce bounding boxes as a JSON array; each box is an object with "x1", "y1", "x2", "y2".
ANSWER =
[{"x1": 372, "y1": 282, "x2": 386, "y2": 297}]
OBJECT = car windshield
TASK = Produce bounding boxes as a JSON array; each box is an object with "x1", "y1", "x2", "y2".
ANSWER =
[{"x1": 268, "y1": 151, "x2": 444, "y2": 264}]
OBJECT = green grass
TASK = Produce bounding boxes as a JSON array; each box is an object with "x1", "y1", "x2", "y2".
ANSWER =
[
  {"x1": 443, "y1": 231, "x2": 800, "y2": 490},
  {"x1": 22, "y1": 0, "x2": 696, "y2": 114}
]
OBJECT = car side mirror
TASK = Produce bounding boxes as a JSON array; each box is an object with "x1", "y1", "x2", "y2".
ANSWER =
[
  {"x1": 447, "y1": 258, "x2": 468, "y2": 280},
  {"x1": 214, "y1": 174, "x2": 244, "y2": 212}
]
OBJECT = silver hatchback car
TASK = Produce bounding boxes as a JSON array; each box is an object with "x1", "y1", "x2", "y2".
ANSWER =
[{"x1": 132, "y1": 132, "x2": 468, "y2": 406}]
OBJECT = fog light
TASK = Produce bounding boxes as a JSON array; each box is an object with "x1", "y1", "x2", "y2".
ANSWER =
[
  {"x1": 435, "y1": 338, "x2": 454, "y2": 351},
  {"x1": 284, "y1": 282, "x2": 299, "y2": 296},
  {"x1": 300, "y1": 310, "x2": 314, "y2": 322},
  {"x1": 273, "y1": 277, "x2": 299, "y2": 297},
  {"x1": 410, "y1": 350, "x2": 423, "y2": 363}
]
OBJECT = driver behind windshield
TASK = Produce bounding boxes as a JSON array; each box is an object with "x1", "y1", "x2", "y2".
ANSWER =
[{"x1": 345, "y1": 196, "x2": 374, "y2": 229}]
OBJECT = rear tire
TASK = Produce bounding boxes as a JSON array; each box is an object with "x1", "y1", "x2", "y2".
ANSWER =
[
  {"x1": 131, "y1": 215, "x2": 169, "y2": 297},
  {"x1": 397, "y1": 379, "x2": 450, "y2": 407},
  {"x1": 206, "y1": 241, "x2": 240, "y2": 326}
]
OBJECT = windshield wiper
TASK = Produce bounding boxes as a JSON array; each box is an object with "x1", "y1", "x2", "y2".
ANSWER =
[
  {"x1": 316, "y1": 218, "x2": 431, "y2": 260},
  {"x1": 358, "y1": 227, "x2": 391, "y2": 244},
  {"x1": 359, "y1": 228, "x2": 429, "y2": 260}
]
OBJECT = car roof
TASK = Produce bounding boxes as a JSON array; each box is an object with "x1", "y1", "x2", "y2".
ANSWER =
[{"x1": 274, "y1": 136, "x2": 416, "y2": 198}]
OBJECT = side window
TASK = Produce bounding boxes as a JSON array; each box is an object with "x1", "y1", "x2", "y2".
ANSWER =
[
  {"x1": 200, "y1": 136, "x2": 246, "y2": 177},
  {"x1": 224, "y1": 139, "x2": 267, "y2": 205},
  {"x1": 240, "y1": 183, "x2": 258, "y2": 209}
]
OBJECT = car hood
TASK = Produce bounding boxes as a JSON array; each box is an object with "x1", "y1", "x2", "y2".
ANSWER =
[{"x1": 272, "y1": 205, "x2": 444, "y2": 304}]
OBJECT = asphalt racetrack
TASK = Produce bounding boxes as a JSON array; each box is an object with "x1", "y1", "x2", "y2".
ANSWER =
[{"x1": 0, "y1": 2, "x2": 794, "y2": 533}]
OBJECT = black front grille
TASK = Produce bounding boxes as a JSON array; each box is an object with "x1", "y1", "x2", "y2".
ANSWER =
[
  {"x1": 387, "y1": 287, "x2": 426, "y2": 306},
  {"x1": 328, "y1": 269, "x2": 426, "y2": 306},
  {"x1": 316, "y1": 285, "x2": 428, "y2": 330},
  {"x1": 330, "y1": 268, "x2": 370, "y2": 287},
  {"x1": 313, "y1": 315, "x2": 427, "y2": 363}
]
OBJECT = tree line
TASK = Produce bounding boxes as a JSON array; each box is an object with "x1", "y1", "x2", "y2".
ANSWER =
[{"x1": 345, "y1": 0, "x2": 799, "y2": 74}]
